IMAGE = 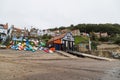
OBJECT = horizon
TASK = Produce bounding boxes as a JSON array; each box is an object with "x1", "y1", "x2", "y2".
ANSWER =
[{"x1": 1, "y1": 22, "x2": 120, "y2": 30}]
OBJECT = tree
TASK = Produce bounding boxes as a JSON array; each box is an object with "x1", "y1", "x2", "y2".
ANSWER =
[
  {"x1": 114, "y1": 37, "x2": 120, "y2": 45},
  {"x1": 42, "y1": 34, "x2": 52, "y2": 42},
  {"x1": 59, "y1": 26, "x2": 66, "y2": 30}
]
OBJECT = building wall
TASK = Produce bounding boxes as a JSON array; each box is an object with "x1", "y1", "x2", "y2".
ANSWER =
[
  {"x1": 48, "y1": 32, "x2": 75, "y2": 51},
  {"x1": 0, "y1": 23, "x2": 8, "y2": 41},
  {"x1": 71, "y1": 29, "x2": 80, "y2": 36},
  {"x1": 78, "y1": 43, "x2": 89, "y2": 52},
  {"x1": 0, "y1": 23, "x2": 8, "y2": 34},
  {"x1": 30, "y1": 28, "x2": 38, "y2": 37},
  {"x1": 54, "y1": 39, "x2": 62, "y2": 44},
  {"x1": 0, "y1": 29, "x2": 7, "y2": 34}
]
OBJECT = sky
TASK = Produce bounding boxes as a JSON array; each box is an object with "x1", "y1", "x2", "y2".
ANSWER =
[{"x1": 0, "y1": 0, "x2": 120, "y2": 29}]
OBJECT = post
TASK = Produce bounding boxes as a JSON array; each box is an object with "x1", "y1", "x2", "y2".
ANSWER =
[{"x1": 89, "y1": 37, "x2": 91, "y2": 51}]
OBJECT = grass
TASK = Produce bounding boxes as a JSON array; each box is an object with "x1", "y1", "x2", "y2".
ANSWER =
[{"x1": 74, "y1": 36, "x2": 89, "y2": 45}]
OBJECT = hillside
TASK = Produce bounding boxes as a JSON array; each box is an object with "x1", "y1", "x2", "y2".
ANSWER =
[{"x1": 50, "y1": 23, "x2": 120, "y2": 35}]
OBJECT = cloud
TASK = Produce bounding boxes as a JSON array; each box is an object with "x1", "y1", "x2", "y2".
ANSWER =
[{"x1": 0, "y1": 0, "x2": 120, "y2": 29}]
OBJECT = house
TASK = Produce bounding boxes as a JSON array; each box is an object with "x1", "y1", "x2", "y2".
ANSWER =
[
  {"x1": 48, "y1": 32, "x2": 74, "y2": 51},
  {"x1": 21, "y1": 28, "x2": 29, "y2": 37},
  {"x1": 37, "y1": 29, "x2": 55, "y2": 36},
  {"x1": 94, "y1": 32, "x2": 108, "y2": 38},
  {"x1": 37, "y1": 29, "x2": 47, "y2": 36},
  {"x1": 71, "y1": 29, "x2": 80, "y2": 36},
  {"x1": 0, "y1": 23, "x2": 8, "y2": 34},
  {"x1": 94, "y1": 32, "x2": 101, "y2": 38},
  {"x1": 100, "y1": 32, "x2": 108, "y2": 37},
  {"x1": 30, "y1": 28, "x2": 38, "y2": 37},
  {"x1": 0, "y1": 23, "x2": 8, "y2": 41},
  {"x1": 80, "y1": 32, "x2": 88, "y2": 37},
  {"x1": 11, "y1": 25, "x2": 22, "y2": 37},
  {"x1": 11, "y1": 25, "x2": 29, "y2": 38},
  {"x1": 60, "y1": 29, "x2": 69, "y2": 34},
  {"x1": 47, "y1": 29, "x2": 56, "y2": 36},
  {"x1": 52, "y1": 30, "x2": 61, "y2": 36}
]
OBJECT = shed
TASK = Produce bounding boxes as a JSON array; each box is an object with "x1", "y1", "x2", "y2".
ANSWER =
[{"x1": 48, "y1": 32, "x2": 74, "y2": 51}]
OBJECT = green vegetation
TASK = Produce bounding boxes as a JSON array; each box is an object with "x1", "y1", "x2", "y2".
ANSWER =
[
  {"x1": 74, "y1": 36, "x2": 88, "y2": 45},
  {"x1": 114, "y1": 37, "x2": 120, "y2": 45},
  {"x1": 41, "y1": 34, "x2": 52, "y2": 42},
  {"x1": 99, "y1": 37, "x2": 109, "y2": 42},
  {"x1": 73, "y1": 24, "x2": 120, "y2": 35},
  {"x1": 91, "y1": 41, "x2": 99, "y2": 50},
  {"x1": 50, "y1": 23, "x2": 120, "y2": 35},
  {"x1": 50, "y1": 23, "x2": 120, "y2": 45}
]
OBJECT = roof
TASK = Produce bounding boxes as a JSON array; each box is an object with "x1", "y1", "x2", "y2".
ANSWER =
[
  {"x1": 0, "y1": 24, "x2": 4, "y2": 26},
  {"x1": 48, "y1": 33, "x2": 66, "y2": 43},
  {"x1": 13, "y1": 27, "x2": 22, "y2": 32},
  {"x1": 0, "y1": 23, "x2": 8, "y2": 29},
  {"x1": 60, "y1": 29, "x2": 70, "y2": 33},
  {"x1": 0, "y1": 33, "x2": 6, "y2": 35},
  {"x1": 3, "y1": 25, "x2": 8, "y2": 29}
]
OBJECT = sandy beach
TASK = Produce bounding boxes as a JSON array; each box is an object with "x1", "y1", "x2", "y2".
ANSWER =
[{"x1": 0, "y1": 49, "x2": 120, "y2": 80}]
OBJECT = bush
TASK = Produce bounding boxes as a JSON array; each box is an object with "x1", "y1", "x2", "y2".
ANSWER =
[
  {"x1": 91, "y1": 41, "x2": 98, "y2": 50},
  {"x1": 99, "y1": 37, "x2": 109, "y2": 42},
  {"x1": 114, "y1": 37, "x2": 120, "y2": 45},
  {"x1": 74, "y1": 36, "x2": 88, "y2": 45}
]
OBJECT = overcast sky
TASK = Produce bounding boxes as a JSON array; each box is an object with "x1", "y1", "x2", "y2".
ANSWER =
[{"x1": 0, "y1": 0, "x2": 120, "y2": 29}]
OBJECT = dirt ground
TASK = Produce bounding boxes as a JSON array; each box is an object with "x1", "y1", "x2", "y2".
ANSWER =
[{"x1": 0, "y1": 49, "x2": 120, "y2": 80}]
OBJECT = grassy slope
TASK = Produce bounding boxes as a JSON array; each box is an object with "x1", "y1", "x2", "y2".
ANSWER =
[{"x1": 74, "y1": 36, "x2": 88, "y2": 45}]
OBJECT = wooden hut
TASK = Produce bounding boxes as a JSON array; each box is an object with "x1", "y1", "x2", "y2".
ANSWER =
[{"x1": 48, "y1": 32, "x2": 74, "y2": 51}]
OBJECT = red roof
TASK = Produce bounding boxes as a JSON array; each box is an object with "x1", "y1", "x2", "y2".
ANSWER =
[
  {"x1": 13, "y1": 27, "x2": 21, "y2": 31},
  {"x1": 0, "y1": 23, "x2": 8, "y2": 29},
  {"x1": 48, "y1": 33, "x2": 66, "y2": 43}
]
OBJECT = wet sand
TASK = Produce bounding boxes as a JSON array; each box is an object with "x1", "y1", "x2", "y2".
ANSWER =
[{"x1": 0, "y1": 49, "x2": 120, "y2": 80}]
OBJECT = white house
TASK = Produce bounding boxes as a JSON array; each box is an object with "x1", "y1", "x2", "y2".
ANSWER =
[
  {"x1": 0, "y1": 24, "x2": 8, "y2": 34},
  {"x1": 0, "y1": 23, "x2": 8, "y2": 41},
  {"x1": 37, "y1": 29, "x2": 55, "y2": 36}
]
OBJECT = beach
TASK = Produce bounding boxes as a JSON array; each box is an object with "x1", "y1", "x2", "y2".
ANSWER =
[{"x1": 0, "y1": 49, "x2": 120, "y2": 80}]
